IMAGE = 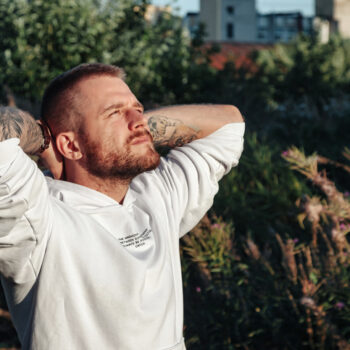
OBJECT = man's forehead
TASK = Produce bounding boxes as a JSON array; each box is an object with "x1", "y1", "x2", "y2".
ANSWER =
[
  {"x1": 77, "y1": 75, "x2": 130, "y2": 94},
  {"x1": 76, "y1": 75, "x2": 139, "y2": 110}
]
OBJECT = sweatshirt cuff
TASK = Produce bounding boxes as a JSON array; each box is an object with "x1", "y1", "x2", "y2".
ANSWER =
[
  {"x1": 219, "y1": 122, "x2": 245, "y2": 137},
  {"x1": 0, "y1": 138, "x2": 20, "y2": 170}
]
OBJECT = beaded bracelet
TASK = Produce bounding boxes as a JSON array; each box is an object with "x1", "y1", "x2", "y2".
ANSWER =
[{"x1": 37, "y1": 121, "x2": 51, "y2": 153}]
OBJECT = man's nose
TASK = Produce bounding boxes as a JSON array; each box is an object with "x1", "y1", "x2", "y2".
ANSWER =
[{"x1": 127, "y1": 110, "x2": 147, "y2": 131}]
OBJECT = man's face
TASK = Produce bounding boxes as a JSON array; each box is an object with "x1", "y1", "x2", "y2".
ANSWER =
[{"x1": 75, "y1": 75, "x2": 160, "y2": 180}]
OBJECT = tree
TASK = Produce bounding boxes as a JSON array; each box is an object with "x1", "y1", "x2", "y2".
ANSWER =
[
  {"x1": 1, "y1": 0, "x2": 109, "y2": 102},
  {"x1": 249, "y1": 35, "x2": 350, "y2": 117},
  {"x1": 0, "y1": 0, "x2": 216, "y2": 108}
]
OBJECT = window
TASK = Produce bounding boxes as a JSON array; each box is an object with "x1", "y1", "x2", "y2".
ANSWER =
[
  {"x1": 227, "y1": 23, "x2": 234, "y2": 39},
  {"x1": 287, "y1": 17, "x2": 296, "y2": 26},
  {"x1": 227, "y1": 6, "x2": 234, "y2": 15},
  {"x1": 258, "y1": 16, "x2": 269, "y2": 27},
  {"x1": 276, "y1": 17, "x2": 284, "y2": 27}
]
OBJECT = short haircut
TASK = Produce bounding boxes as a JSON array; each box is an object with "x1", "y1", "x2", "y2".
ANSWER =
[{"x1": 40, "y1": 63, "x2": 125, "y2": 135}]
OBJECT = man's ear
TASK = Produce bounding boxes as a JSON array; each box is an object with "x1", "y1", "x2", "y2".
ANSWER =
[{"x1": 55, "y1": 132, "x2": 83, "y2": 160}]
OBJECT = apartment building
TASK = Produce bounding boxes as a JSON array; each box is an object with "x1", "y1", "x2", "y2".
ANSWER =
[
  {"x1": 199, "y1": 0, "x2": 257, "y2": 42},
  {"x1": 257, "y1": 12, "x2": 314, "y2": 43},
  {"x1": 315, "y1": 0, "x2": 350, "y2": 41},
  {"x1": 184, "y1": 0, "x2": 313, "y2": 43}
]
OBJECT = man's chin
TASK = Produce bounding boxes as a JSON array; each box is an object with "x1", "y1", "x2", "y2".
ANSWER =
[
  {"x1": 142, "y1": 149, "x2": 161, "y2": 172},
  {"x1": 124, "y1": 147, "x2": 160, "y2": 176},
  {"x1": 81, "y1": 143, "x2": 160, "y2": 180},
  {"x1": 134, "y1": 144, "x2": 160, "y2": 164}
]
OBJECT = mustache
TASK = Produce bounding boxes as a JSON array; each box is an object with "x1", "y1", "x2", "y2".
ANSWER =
[{"x1": 126, "y1": 129, "x2": 153, "y2": 144}]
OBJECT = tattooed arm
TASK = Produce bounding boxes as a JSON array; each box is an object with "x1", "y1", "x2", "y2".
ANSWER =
[
  {"x1": 0, "y1": 106, "x2": 44, "y2": 155},
  {"x1": 145, "y1": 104, "x2": 244, "y2": 149},
  {"x1": 0, "y1": 106, "x2": 63, "y2": 178}
]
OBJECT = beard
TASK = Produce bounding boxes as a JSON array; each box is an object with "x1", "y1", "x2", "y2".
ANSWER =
[{"x1": 79, "y1": 129, "x2": 160, "y2": 181}]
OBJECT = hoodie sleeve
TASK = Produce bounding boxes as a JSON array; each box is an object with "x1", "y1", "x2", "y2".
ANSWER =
[
  {"x1": 156, "y1": 122, "x2": 245, "y2": 237},
  {"x1": 0, "y1": 138, "x2": 52, "y2": 285}
]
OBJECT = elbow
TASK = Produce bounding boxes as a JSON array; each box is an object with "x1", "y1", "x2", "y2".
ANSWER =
[{"x1": 224, "y1": 105, "x2": 244, "y2": 123}]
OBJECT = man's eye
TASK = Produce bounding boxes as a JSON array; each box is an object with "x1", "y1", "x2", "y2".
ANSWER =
[{"x1": 108, "y1": 110, "x2": 120, "y2": 117}]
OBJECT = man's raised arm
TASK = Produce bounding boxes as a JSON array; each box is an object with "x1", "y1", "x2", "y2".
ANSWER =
[
  {"x1": 0, "y1": 106, "x2": 54, "y2": 286},
  {"x1": 145, "y1": 104, "x2": 244, "y2": 149},
  {"x1": 0, "y1": 106, "x2": 44, "y2": 154},
  {"x1": 0, "y1": 107, "x2": 64, "y2": 179}
]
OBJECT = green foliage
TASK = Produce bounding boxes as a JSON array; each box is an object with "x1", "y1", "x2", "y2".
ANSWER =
[
  {"x1": 213, "y1": 132, "x2": 310, "y2": 245},
  {"x1": 1, "y1": 0, "x2": 109, "y2": 101},
  {"x1": 0, "y1": 0, "x2": 215, "y2": 107},
  {"x1": 107, "y1": 5, "x2": 192, "y2": 105},
  {"x1": 182, "y1": 148, "x2": 350, "y2": 349},
  {"x1": 248, "y1": 35, "x2": 350, "y2": 114},
  {"x1": 206, "y1": 36, "x2": 350, "y2": 137}
]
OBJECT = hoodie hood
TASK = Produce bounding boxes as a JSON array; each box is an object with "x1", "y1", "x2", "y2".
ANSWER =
[{"x1": 46, "y1": 177, "x2": 136, "y2": 213}]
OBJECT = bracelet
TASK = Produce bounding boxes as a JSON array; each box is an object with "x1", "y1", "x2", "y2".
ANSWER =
[{"x1": 37, "y1": 121, "x2": 51, "y2": 153}]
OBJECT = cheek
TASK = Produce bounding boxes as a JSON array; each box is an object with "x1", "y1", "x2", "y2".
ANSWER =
[
  {"x1": 103, "y1": 130, "x2": 125, "y2": 152},
  {"x1": 87, "y1": 120, "x2": 126, "y2": 152},
  {"x1": 108, "y1": 121, "x2": 127, "y2": 144}
]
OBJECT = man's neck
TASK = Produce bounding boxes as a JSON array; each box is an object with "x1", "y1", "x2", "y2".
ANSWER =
[{"x1": 66, "y1": 171, "x2": 131, "y2": 204}]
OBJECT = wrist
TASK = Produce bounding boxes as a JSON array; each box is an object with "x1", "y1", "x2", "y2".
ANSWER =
[{"x1": 36, "y1": 121, "x2": 51, "y2": 154}]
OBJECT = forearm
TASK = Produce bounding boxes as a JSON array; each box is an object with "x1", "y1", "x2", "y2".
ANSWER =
[
  {"x1": 0, "y1": 106, "x2": 44, "y2": 155},
  {"x1": 146, "y1": 104, "x2": 244, "y2": 149}
]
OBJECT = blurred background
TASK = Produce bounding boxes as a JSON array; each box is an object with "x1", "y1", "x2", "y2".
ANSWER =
[{"x1": 1, "y1": 0, "x2": 350, "y2": 348}]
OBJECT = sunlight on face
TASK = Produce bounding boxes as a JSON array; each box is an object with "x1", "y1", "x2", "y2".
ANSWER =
[
  {"x1": 75, "y1": 75, "x2": 160, "y2": 180},
  {"x1": 79, "y1": 126, "x2": 160, "y2": 180}
]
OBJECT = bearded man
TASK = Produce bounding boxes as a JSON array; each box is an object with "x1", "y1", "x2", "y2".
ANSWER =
[{"x1": 0, "y1": 63, "x2": 245, "y2": 350}]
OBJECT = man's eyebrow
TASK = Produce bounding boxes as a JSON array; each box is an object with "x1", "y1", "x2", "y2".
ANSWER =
[
  {"x1": 100, "y1": 101, "x2": 144, "y2": 115},
  {"x1": 100, "y1": 103, "x2": 124, "y2": 115},
  {"x1": 132, "y1": 101, "x2": 144, "y2": 110}
]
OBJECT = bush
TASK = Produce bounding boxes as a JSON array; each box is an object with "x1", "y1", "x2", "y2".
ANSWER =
[
  {"x1": 212, "y1": 132, "x2": 310, "y2": 245},
  {"x1": 182, "y1": 147, "x2": 350, "y2": 349}
]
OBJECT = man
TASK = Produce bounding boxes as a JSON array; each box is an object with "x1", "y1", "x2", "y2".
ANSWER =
[{"x1": 0, "y1": 63, "x2": 244, "y2": 349}]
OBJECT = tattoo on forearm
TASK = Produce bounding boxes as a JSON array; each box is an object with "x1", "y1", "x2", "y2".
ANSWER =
[
  {"x1": 148, "y1": 115, "x2": 200, "y2": 149},
  {"x1": 0, "y1": 106, "x2": 44, "y2": 154}
]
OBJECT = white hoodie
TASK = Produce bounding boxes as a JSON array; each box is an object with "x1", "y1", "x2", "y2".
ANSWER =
[{"x1": 0, "y1": 122, "x2": 245, "y2": 350}]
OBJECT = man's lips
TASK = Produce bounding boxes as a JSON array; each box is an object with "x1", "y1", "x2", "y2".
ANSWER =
[
  {"x1": 130, "y1": 135, "x2": 151, "y2": 145},
  {"x1": 129, "y1": 131, "x2": 153, "y2": 145}
]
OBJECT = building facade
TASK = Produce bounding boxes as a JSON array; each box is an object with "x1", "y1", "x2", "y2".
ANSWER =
[
  {"x1": 199, "y1": 0, "x2": 257, "y2": 42},
  {"x1": 183, "y1": 12, "x2": 201, "y2": 38},
  {"x1": 145, "y1": 4, "x2": 172, "y2": 24},
  {"x1": 257, "y1": 12, "x2": 314, "y2": 43},
  {"x1": 315, "y1": 0, "x2": 350, "y2": 40},
  {"x1": 184, "y1": 0, "x2": 315, "y2": 44}
]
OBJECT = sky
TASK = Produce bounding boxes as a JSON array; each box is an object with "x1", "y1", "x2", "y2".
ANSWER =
[{"x1": 152, "y1": 0, "x2": 315, "y2": 16}]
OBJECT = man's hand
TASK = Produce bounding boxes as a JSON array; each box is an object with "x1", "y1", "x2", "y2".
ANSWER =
[
  {"x1": 0, "y1": 106, "x2": 43, "y2": 154},
  {"x1": 0, "y1": 107, "x2": 64, "y2": 179}
]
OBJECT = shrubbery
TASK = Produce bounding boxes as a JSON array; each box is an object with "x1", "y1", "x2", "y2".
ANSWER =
[
  {"x1": 179, "y1": 33, "x2": 350, "y2": 350},
  {"x1": 0, "y1": 0, "x2": 216, "y2": 108},
  {"x1": 182, "y1": 147, "x2": 350, "y2": 349}
]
